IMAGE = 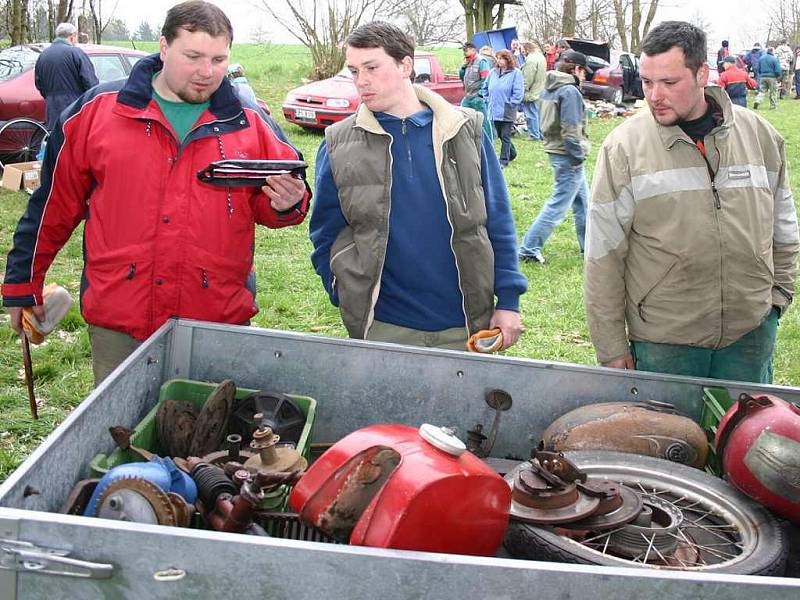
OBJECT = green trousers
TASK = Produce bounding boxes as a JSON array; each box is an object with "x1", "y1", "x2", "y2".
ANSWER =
[
  {"x1": 366, "y1": 320, "x2": 468, "y2": 351},
  {"x1": 630, "y1": 309, "x2": 779, "y2": 384},
  {"x1": 461, "y1": 96, "x2": 494, "y2": 140}
]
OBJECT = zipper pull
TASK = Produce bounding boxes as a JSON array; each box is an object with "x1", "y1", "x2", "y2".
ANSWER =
[
  {"x1": 711, "y1": 181, "x2": 721, "y2": 209},
  {"x1": 201, "y1": 269, "x2": 209, "y2": 288},
  {"x1": 401, "y1": 119, "x2": 407, "y2": 135},
  {"x1": 126, "y1": 263, "x2": 136, "y2": 280}
]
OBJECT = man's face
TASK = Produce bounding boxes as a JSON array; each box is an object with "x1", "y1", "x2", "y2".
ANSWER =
[
  {"x1": 463, "y1": 46, "x2": 476, "y2": 60},
  {"x1": 640, "y1": 46, "x2": 709, "y2": 126},
  {"x1": 346, "y1": 45, "x2": 412, "y2": 115},
  {"x1": 544, "y1": 43, "x2": 553, "y2": 53},
  {"x1": 158, "y1": 28, "x2": 230, "y2": 103}
]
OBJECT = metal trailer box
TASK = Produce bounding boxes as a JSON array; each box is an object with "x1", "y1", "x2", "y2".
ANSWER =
[{"x1": 0, "y1": 319, "x2": 798, "y2": 599}]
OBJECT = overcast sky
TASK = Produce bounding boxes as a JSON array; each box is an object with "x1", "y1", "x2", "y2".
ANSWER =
[{"x1": 112, "y1": 0, "x2": 772, "y2": 50}]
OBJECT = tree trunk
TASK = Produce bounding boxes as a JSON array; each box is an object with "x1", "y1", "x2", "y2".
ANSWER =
[
  {"x1": 613, "y1": 0, "x2": 628, "y2": 52},
  {"x1": 630, "y1": 0, "x2": 641, "y2": 54},
  {"x1": 56, "y1": 0, "x2": 72, "y2": 23},
  {"x1": 10, "y1": 0, "x2": 30, "y2": 45},
  {"x1": 561, "y1": 0, "x2": 576, "y2": 36}
]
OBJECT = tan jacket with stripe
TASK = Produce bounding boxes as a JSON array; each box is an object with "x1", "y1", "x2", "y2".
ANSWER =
[{"x1": 584, "y1": 86, "x2": 799, "y2": 364}]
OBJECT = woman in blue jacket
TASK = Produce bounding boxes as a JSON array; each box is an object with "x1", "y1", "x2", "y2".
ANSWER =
[{"x1": 487, "y1": 49, "x2": 524, "y2": 167}]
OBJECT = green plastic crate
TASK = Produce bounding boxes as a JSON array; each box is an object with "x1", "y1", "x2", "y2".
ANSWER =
[
  {"x1": 89, "y1": 378, "x2": 316, "y2": 477},
  {"x1": 700, "y1": 386, "x2": 735, "y2": 475}
]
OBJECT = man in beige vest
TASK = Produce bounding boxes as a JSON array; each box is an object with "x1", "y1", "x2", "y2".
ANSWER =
[
  {"x1": 584, "y1": 21, "x2": 799, "y2": 383},
  {"x1": 310, "y1": 21, "x2": 527, "y2": 351}
]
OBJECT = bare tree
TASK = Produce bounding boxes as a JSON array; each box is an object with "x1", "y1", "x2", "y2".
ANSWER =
[
  {"x1": 561, "y1": 0, "x2": 576, "y2": 36},
  {"x1": 514, "y1": 0, "x2": 617, "y2": 47},
  {"x1": 765, "y1": 0, "x2": 800, "y2": 45},
  {"x1": 612, "y1": 0, "x2": 659, "y2": 53},
  {"x1": 512, "y1": 1, "x2": 561, "y2": 46},
  {"x1": 257, "y1": 0, "x2": 387, "y2": 80},
  {"x1": 387, "y1": 0, "x2": 463, "y2": 46},
  {"x1": 87, "y1": 0, "x2": 120, "y2": 43},
  {"x1": 459, "y1": 0, "x2": 522, "y2": 40}
]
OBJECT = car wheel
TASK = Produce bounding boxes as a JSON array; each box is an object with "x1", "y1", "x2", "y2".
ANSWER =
[{"x1": 609, "y1": 87, "x2": 624, "y2": 106}]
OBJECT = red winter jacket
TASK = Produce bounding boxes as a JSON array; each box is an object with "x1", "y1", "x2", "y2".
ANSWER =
[{"x1": 3, "y1": 54, "x2": 310, "y2": 340}]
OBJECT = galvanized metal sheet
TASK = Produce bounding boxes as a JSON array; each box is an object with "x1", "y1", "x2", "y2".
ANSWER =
[{"x1": 0, "y1": 319, "x2": 798, "y2": 598}]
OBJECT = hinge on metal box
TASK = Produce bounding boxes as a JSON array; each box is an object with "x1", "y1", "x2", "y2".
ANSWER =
[{"x1": 0, "y1": 538, "x2": 113, "y2": 579}]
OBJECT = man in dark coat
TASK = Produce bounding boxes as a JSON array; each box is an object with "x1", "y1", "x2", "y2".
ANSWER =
[{"x1": 34, "y1": 22, "x2": 98, "y2": 131}]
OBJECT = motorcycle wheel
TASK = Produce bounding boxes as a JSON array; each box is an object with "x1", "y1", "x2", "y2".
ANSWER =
[{"x1": 504, "y1": 451, "x2": 788, "y2": 575}]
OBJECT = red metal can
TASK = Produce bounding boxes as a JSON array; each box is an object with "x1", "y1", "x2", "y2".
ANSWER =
[{"x1": 289, "y1": 424, "x2": 511, "y2": 555}]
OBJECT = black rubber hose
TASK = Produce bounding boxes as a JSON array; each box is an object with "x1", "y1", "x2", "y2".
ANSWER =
[{"x1": 191, "y1": 462, "x2": 237, "y2": 507}]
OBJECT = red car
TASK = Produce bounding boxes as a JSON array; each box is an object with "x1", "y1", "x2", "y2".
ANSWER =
[
  {"x1": 0, "y1": 43, "x2": 149, "y2": 121},
  {"x1": 282, "y1": 52, "x2": 464, "y2": 129},
  {"x1": 0, "y1": 43, "x2": 149, "y2": 167}
]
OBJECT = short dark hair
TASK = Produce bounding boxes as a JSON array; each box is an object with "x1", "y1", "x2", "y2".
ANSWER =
[
  {"x1": 641, "y1": 21, "x2": 706, "y2": 74},
  {"x1": 161, "y1": 0, "x2": 233, "y2": 46},
  {"x1": 346, "y1": 21, "x2": 415, "y2": 63}
]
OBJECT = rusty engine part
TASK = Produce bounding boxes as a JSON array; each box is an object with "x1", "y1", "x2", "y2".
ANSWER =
[
  {"x1": 109, "y1": 426, "x2": 155, "y2": 462},
  {"x1": 507, "y1": 451, "x2": 643, "y2": 527},
  {"x1": 188, "y1": 380, "x2": 236, "y2": 457},
  {"x1": 541, "y1": 401, "x2": 708, "y2": 468},
  {"x1": 466, "y1": 424, "x2": 488, "y2": 457},
  {"x1": 604, "y1": 496, "x2": 684, "y2": 559},
  {"x1": 243, "y1": 415, "x2": 308, "y2": 474},
  {"x1": 189, "y1": 459, "x2": 300, "y2": 533},
  {"x1": 95, "y1": 478, "x2": 191, "y2": 526},
  {"x1": 156, "y1": 400, "x2": 197, "y2": 458},
  {"x1": 230, "y1": 391, "x2": 306, "y2": 446},
  {"x1": 198, "y1": 433, "x2": 255, "y2": 466}
]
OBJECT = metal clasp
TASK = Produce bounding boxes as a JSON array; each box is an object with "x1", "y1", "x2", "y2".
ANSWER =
[{"x1": 0, "y1": 539, "x2": 113, "y2": 579}]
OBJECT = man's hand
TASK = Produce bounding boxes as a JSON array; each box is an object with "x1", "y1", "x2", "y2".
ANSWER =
[
  {"x1": 602, "y1": 354, "x2": 634, "y2": 369},
  {"x1": 489, "y1": 309, "x2": 523, "y2": 350},
  {"x1": 8, "y1": 305, "x2": 46, "y2": 335},
  {"x1": 261, "y1": 174, "x2": 306, "y2": 212}
]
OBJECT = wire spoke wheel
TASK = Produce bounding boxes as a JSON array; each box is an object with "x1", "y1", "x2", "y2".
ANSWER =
[
  {"x1": 504, "y1": 451, "x2": 789, "y2": 575},
  {"x1": 0, "y1": 118, "x2": 48, "y2": 170}
]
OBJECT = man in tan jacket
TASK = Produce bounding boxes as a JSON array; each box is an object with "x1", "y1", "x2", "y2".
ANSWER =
[{"x1": 584, "y1": 21, "x2": 799, "y2": 383}]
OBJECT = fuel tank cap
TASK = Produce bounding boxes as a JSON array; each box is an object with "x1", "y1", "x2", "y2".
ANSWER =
[{"x1": 419, "y1": 424, "x2": 466, "y2": 456}]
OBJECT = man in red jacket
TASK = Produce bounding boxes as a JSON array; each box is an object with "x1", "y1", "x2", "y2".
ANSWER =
[
  {"x1": 3, "y1": 0, "x2": 310, "y2": 384},
  {"x1": 718, "y1": 55, "x2": 756, "y2": 107}
]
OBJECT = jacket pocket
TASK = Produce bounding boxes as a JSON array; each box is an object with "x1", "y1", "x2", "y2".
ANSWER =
[
  {"x1": 502, "y1": 102, "x2": 517, "y2": 121},
  {"x1": 82, "y1": 258, "x2": 153, "y2": 332},
  {"x1": 183, "y1": 247, "x2": 253, "y2": 325},
  {"x1": 634, "y1": 256, "x2": 680, "y2": 322}
]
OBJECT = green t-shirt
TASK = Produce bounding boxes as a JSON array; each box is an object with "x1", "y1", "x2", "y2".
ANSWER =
[{"x1": 152, "y1": 87, "x2": 210, "y2": 143}]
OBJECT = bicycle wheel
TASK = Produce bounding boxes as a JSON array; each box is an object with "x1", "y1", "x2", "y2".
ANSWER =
[
  {"x1": 504, "y1": 451, "x2": 789, "y2": 575},
  {"x1": 0, "y1": 118, "x2": 48, "y2": 170}
]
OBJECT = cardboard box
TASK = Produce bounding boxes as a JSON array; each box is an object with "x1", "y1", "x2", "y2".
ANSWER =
[{"x1": 2, "y1": 161, "x2": 41, "y2": 193}]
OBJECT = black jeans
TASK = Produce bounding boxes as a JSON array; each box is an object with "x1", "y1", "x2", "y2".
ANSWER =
[{"x1": 494, "y1": 121, "x2": 517, "y2": 166}]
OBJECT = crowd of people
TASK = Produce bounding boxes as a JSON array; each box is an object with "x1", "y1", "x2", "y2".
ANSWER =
[
  {"x1": 2, "y1": 3, "x2": 797, "y2": 390},
  {"x1": 716, "y1": 38, "x2": 800, "y2": 109}
]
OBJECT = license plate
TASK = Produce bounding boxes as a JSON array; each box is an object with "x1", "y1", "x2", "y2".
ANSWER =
[{"x1": 295, "y1": 108, "x2": 316, "y2": 120}]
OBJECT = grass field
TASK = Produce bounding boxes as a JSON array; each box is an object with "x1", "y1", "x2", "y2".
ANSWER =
[{"x1": 2, "y1": 43, "x2": 800, "y2": 480}]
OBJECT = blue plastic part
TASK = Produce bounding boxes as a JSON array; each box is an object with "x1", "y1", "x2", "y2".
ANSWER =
[
  {"x1": 83, "y1": 457, "x2": 197, "y2": 517},
  {"x1": 472, "y1": 27, "x2": 519, "y2": 53}
]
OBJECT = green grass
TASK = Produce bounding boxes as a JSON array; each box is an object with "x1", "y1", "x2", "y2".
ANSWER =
[{"x1": 2, "y1": 44, "x2": 800, "y2": 480}]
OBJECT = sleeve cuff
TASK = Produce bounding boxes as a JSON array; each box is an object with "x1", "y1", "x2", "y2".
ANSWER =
[{"x1": 495, "y1": 291, "x2": 521, "y2": 312}]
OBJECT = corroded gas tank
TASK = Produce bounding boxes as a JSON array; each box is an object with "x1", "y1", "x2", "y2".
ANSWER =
[{"x1": 541, "y1": 402, "x2": 708, "y2": 468}]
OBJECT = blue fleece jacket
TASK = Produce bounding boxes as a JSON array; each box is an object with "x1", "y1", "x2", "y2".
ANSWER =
[
  {"x1": 486, "y1": 68, "x2": 524, "y2": 122},
  {"x1": 757, "y1": 53, "x2": 782, "y2": 78},
  {"x1": 310, "y1": 107, "x2": 527, "y2": 332}
]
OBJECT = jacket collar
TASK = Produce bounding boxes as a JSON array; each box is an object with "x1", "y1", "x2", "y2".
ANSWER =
[
  {"x1": 116, "y1": 53, "x2": 242, "y2": 120},
  {"x1": 653, "y1": 85, "x2": 733, "y2": 149},
  {"x1": 352, "y1": 84, "x2": 469, "y2": 141}
]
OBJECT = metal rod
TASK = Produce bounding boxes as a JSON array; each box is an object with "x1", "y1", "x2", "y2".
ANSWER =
[{"x1": 20, "y1": 332, "x2": 38, "y2": 419}]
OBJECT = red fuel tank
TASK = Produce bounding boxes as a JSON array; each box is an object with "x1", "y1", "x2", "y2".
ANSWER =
[
  {"x1": 288, "y1": 424, "x2": 511, "y2": 555},
  {"x1": 715, "y1": 393, "x2": 800, "y2": 524}
]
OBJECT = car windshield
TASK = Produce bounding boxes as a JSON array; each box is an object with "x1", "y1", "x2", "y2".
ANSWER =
[{"x1": 0, "y1": 46, "x2": 39, "y2": 81}]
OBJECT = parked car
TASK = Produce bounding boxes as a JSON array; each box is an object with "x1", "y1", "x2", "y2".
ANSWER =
[
  {"x1": 564, "y1": 39, "x2": 719, "y2": 106},
  {"x1": 0, "y1": 43, "x2": 150, "y2": 122},
  {"x1": 282, "y1": 52, "x2": 465, "y2": 129}
]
